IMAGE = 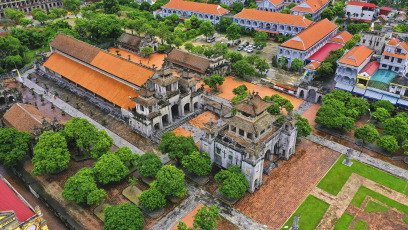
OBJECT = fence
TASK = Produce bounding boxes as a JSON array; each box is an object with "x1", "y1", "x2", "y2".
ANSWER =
[{"x1": 0, "y1": 64, "x2": 33, "y2": 79}]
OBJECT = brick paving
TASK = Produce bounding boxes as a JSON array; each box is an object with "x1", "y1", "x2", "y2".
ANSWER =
[{"x1": 232, "y1": 139, "x2": 340, "y2": 229}]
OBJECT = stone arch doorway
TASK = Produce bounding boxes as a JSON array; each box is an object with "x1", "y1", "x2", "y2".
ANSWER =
[
  {"x1": 162, "y1": 114, "x2": 169, "y2": 126},
  {"x1": 274, "y1": 142, "x2": 280, "y2": 156},
  {"x1": 154, "y1": 123, "x2": 160, "y2": 131},
  {"x1": 265, "y1": 149, "x2": 272, "y2": 161},
  {"x1": 317, "y1": 95, "x2": 323, "y2": 104},
  {"x1": 306, "y1": 89, "x2": 316, "y2": 102},
  {"x1": 184, "y1": 103, "x2": 190, "y2": 114},
  {"x1": 194, "y1": 102, "x2": 198, "y2": 110},
  {"x1": 299, "y1": 90, "x2": 305, "y2": 99},
  {"x1": 171, "y1": 105, "x2": 179, "y2": 119},
  {"x1": 8, "y1": 96, "x2": 14, "y2": 103}
]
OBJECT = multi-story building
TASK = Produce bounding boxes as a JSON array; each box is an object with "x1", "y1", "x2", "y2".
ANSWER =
[
  {"x1": 160, "y1": 0, "x2": 228, "y2": 24},
  {"x1": 232, "y1": 9, "x2": 312, "y2": 37},
  {"x1": 379, "y1": 38, "x2": 408, "y2": 77},
  {"x1": 220, "y1": 0, "x2": 244, "y2": 6},
  {"x1": 290, "y1": 0, "x2": 329, "y2": 21},
  {"x1": 255, "y1": 0, "x2": 285, "y2": 12},
  {"x1": 0, "y1": 175, "x2": 49, "y2": 230},
  {"x1": 200, "y1": 92, "x2": 298, "y2": 193},
  {"x1": 360, "y1": 30, "x2": 392, "y2": 55},
  {"x1": 345, "y1": 1, "x2": 379, "y2": 23},
  {"x1": 277, "y1": 19, "x2": 338, "y2": 67},
  {"x1": 0, "y1": 0, "x2": 63, "y2": 19}
]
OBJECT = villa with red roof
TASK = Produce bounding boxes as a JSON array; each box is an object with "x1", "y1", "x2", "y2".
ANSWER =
[
  {"x1": 396, "y1": 13, "x2": 407, "y2": 22},
  {"x1": 290, "y1": 0, "x2": 329, "y2": 21},
  {"x1": 255, "y1": 0, "x2": 285, "y2": 12},
  {"x1": 0, "y1": 175, "x2": 48, "y2": 230},
  {"x1": 232, "y1": 9, "x2": 312, "y2": 37},
  {"x1": 345, "y1": 1, "x2": 379, "y2": 23},
  {"x1": 380, "y1": 38, "x2": 408, "y2": 77},
  {"x1": 160, "y1": 0, "x2": 229, "y2": 24},
  {"x1": 277, "y1": 19, "x2": 338, "y2": 67}
]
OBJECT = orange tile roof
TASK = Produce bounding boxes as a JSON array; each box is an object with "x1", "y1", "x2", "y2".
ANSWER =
[
  {"x1": 162, "y1": 0, "x2": 228, "y2": 15},
  {"x1": 281, "y1": 19, "x2": 338, "y2": 51},
  {"x1": 387, "y1": 38, "x2": 400, "y2": 46},
  {"x1": 305, "y1": 61, "x2": 321, "y2": 70},
  {"x1": 188, "y1": 111, "x2": 219, "y2": 128},
  {"x1": 338, "y1": 45, "x2": 374, "y2": 67},
  {"x1": 329, "y1": 31, "x2": 354, "y2": 44},
  {"x1": 233, "y1": 9, "x2": 312, "y2": 27},
  {"x1": 90, "y1": 51, "x2": 155, "y2": 87},
  {"x1": 400, "y1": 41, "x2": 408, "y2": 52},
  {"x1": 291, "y1": 0, "x2": 328, "y2": 13},
  {"x1": 383, "y1": 52, "x2": 408, "y2": 59},
  {"x1": 172, "y1": 127, "x2": 194, "y2": 137},
  {"x1": 3, "y1": 103, "x2": 51, "y2": 133},
  {"x1": 268, "y1": 0, "x2": 284, "y2": 5},
  {"x1": 44, "y1": 53, "x2": 138, "y2": 109}
]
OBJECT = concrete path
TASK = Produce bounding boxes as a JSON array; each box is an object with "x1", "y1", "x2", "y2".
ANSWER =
[
  {"x1": 293, "y1": 101, "x2": 313, "y2": 115},
  {"x1": 21, "y1": 70, "x2": 144, "y2": 155},
  {"x1": 306, "y1": 134, "x2": 408, "y2": 181},
  {"x1": 150, "y1": 180, "x2": 266, "y2": 230}
]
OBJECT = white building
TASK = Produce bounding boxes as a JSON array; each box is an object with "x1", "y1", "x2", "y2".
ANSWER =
[
  {"x1": 277, "y1": 19, "x2": 338, "y2": 67},
  {"x1": 379, "y1": 38, "x2": 408, "y2": 77},
  {"x1": 232, "y1": 9, "x2": 312, "y2": 37},
  {"x1": 161, "y1": 0, "x2": 229, "y2": 24},
  {"x1": 220, "y1": 0, "x2": 244, "y2": 6},
  {"x1": 345, "y1": 1, "x2": 379, "y2": 23},
  {"x1": 290, "y1": 0, "x2": 329, "y2": 21},
  {"x1": 256, "y1": 0, "x2": 285, "y2": 12}
]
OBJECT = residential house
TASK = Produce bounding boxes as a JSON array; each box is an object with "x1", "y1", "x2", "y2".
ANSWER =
[
  {"x1": 345, "y1": 1, "x2": 379, "y2": 23},
  {"x1": 256, "y1": 0, "x2": 285, "y2": 12},
  {"x1": 290, "y1": 0, "x2": 329, "y2": 21}
]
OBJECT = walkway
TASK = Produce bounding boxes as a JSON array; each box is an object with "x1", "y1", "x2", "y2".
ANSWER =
[
  {"x1": 150, "y1": 180, "x2": 266, "y2": 230},
  {"x1": 21, "y1": 70, "x2": 144, "y2": 155},
  {"x1": 293, "y1": 101, "x2": 313, "y2": 115}
]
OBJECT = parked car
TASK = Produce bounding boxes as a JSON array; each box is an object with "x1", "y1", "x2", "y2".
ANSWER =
[
  {"x1": 247, "y1": 48, "x2": 254, "y2": 53},
  {"x1": 226, "y1": 42, "x2": 231, "y2": 47},
  {"x1": 243, "y1": 42, "x2": 249, "y2": 47},
  {"x1": 257, "y1": 45, "x2": 264, "y2": 50},
  {"x1": 247, "y1": 44, "x2": 253, "y2": 49},
  {"x1": 250, "y1": 43, "x2": 255, "y2": 47},
  {"x1": 237, "y1": 46, "x2": 244, "y2": 51},
  {"x1": 234, "y1": 40, "x2": 241, "y2": 45},
  {"x1": 207, "y1": 36, "x2": 216, "y2": 43}
]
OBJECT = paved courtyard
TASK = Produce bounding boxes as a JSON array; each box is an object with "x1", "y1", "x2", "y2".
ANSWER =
[{"x1": 232, "y1": 138, "x2": 340, "y2": 228}]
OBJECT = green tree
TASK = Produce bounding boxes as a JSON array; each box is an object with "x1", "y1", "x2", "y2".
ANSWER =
[
  {"x1": 295, "y1": 114, "x2": 312, "y2": 137},
  {"x1": 315, "y1": 99, "x2": 355, "y2": 131},
  {"x1": 63, "y1": 0, "x2": 82, "y2": 14},
  {"x1": 32, "y1": 131, "x2": 70, "y2": 175},
  {"x1": 193, "y1": 205, "x2": 221, "y2": 230},
  {"x1": 213, "y1": 42, "x2": 228, "y2": 55},
  {"x1": 90, "y1": 14, "x2": 122, "y2": 43},
  {"x1": 0, "y1": 128, "x2": 31, "y2": 168},
  {"x1": 184, "y1": 42, "x2": 194, "y2": 52},
  {"x1": 4, "y1": 8, "x2": 25, "y2": 23},
  {"x1": 255, "y1": 58, "x2": 270, "y2": 75},
  {"x1": 382, "y1": 117, "x2": 408, "y2": 142},
  {"x1": 199, "y1": 20, "x2": 215, "y2": 39},
  {"x1": 232, "y1": 84, "x2": 248, "y2": 95},
  {"x1": 232, "y1": 60, "x2": 255, "y2": 77},
  {"x1": 137, "y1": 152, "x2": 162, "y2": 177},
  {"x1": 181, "y1": 151, "x2": 212, "y2": 176},
  {"x1": 192, "y1": 45, "x2": 205, "y2": 55},
  {"x1": 103, "y1": 0, "x2": 120, "y2": 14},
  {"x1": 204, "y1": 74, "x2": 225, "y2": 90},
  {"x1": 371, "y1": 107, "x2": 390, "y2": 122},
  {"x1": 159, "y1": 132, "x2": 198, "y2": 161},
  {"x1": 377, "y1": 135, "x2": 399, "y2": 152},
  {"x1": 267, "y1": 103, "x2": 281, "y2": 115},
  {"x1": 226, "y1": 23, "x2": 241, "y2": 42},
  {"x1": 90, "y1": 130, "x2": 113, "y2": 159},
  {"x1": 138, "y1": 181, "x2": 166, "y2": 211},
  {"x1": 231, "y1": 2, "x2": 243, "y2": 14},
  {"x1": 224, "y1": 51, "x2": 243, "y2": 64},
  {"x1": 174, "y1": 37, "x2": 183, "y2": 48},
  {"x1": 93, "y1": 153, "x2": 129, "y2": 184},
  {"x1": 114, "y1": 147, "x2": 138, "y2": 167},
  {"x1": 32, "y1": 9, "x2": 48, "y2": 25},
  {"x1": 346, "y1": 97, "x2": 369, "y2": 117},
  {"x1": 140, "y1": 46, "x2": 154, "y2": 57},
  {"x1": 290, "y1": 58, "x2": 304, "y2": 71},
  {"x1": 19, "y1": 18, "x2": 33, "y2": 28},
  {"x1": 322, "y1": 89, "x2": 352, "y2": 103},
  {"x1": 372, "y1": 100, "x2": 394, "y2": 113},
  {"x1": 215, "y1": 166, "x2": 249, "y2": 199},
  {"x1": 63, "y1": 117, "x2": 98, "y2": 155},
  {"x1": 62, "y1": 168, "x2": 105, "y2": 205},
  {"x1": 403, "y1": 140, "x2": 408, "y2": 156},
  {"x1": 87, "y1": 189, "x2": 107, "y2": 206},
  {"x1": 314, "y1": 62, "x2": 334, "y2": 79},
  {"x1": 156, "y1": 165, "x2": 187, "y2": 197},
  {"x1": 354, "y1": 124, "x2": 379, "y2": 145},
  {"x1": 177, "y1": 221, "x2": 193, "y2": 230},
  {"x1": 304, "y1": 14, "x2": 313, "y2": 20},
  {"x1": 282, "y1": 7, "x2": 290, "y2": 14},
  {"x1": 321, "y1": 7, "x2": 335, "y2": 20},
  {"x1": 104, "y1": 203, "x2": 144, "y2": 230},
  {"x1": 217, "y1": 17, "x2": 232, "y2": 33}
]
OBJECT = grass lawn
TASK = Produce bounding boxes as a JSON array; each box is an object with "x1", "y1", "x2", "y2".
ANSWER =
[
  {"x1": 317, "y1": 155, "x2": 408, "y2": 196},
  {"x1": 364, "y1": 200, "x2": 389, "y2": 213},
  {"x1": 405, "y1": 216, "x2": 408, "y2": 224},
  {"x1": 25, "y1": 47, "x2": 51, "y2": 64},
  {"x1": 354, "y1": 220, "x2": 368, "y2": 230},
  {"x1": 283, "y1": 195, "x2": 330, "y2": 230},
  {"x1": 351, "y1": 186, "x2": 408, "y2": 214},
  {"x1": 334, "y1": 212, "x2": 354, "y2": 230}
]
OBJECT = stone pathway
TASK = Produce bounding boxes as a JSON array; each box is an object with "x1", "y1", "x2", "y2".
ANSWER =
[
  {"x1": 292, "y1": 101, "x2": 313, "y2": 115},
  {"x1": 306, "y1": 134, "x2": 408, "y2": 181},
  {"x1": 150, "y1": 181, "x2": 266, "y2": 230},
  {"x1": 21, "y1": 70, "x2": 144, "y2": 155}
]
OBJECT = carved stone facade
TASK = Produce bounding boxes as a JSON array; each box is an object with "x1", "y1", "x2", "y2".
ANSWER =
[
  {"x1": 0, "y1": 81, "x2": 22, "y2": 111},
  {"x1": 116, "y1": 33, "x2": 159, "y2": 56},
  {"x1": 200, "y1": 92, "x2": 298, "y2": 192},
  {"x1": 0, "y1": 0, "x2": 63, "y2": 19}
]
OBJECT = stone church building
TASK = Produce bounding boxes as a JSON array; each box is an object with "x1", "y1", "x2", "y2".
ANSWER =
[
  {"x1": 200, "y1": 92, "x2": 298, "y2": 192},
  {"x1": 116, "y1": 33, "x2": 159, "y2": 56}
]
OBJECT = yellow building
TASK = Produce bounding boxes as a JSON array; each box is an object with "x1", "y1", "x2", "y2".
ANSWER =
[
  {"x1": 355, "y1": 60, "x2": 380, "y2": 89},
  {"x1": 0, "y1": 175, "x2": 48, "y2": 230}
]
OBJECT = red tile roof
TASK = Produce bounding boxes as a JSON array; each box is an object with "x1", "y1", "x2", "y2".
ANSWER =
[
  {"x1": 44, "y1": 53, "x2": 138, "y2": 109},
  {"x1": 329, "y1": 31, "x2": 354, "y2": 44},
  {"x1": 281, "y1": 19, "x2": 338, "y2": 51},
  {"x1": 3, "y1": 103, "x2": 51, "y2": 133},
  {"x1": 0, "y1": 177, "x2": 35, "y2": 223},
  {"x1": 396, "y1": 14, "x2": 407, "y2": 19},
  {"x1": 308, "y1": 43, "x2": 343, "y2": 62},
  {"x1": 305, "y1": 61, "x2": 321, "y2": 70},
  {"x1": 387, "y1": 38, "x2": 400, "y2": 46},
  {"x1": 346, "y1": 1, "x2": 378, "y2": 8},
  {"x1": 380, "y1": 7, "x2": 393, "y2": 11},
  {"x1": 268, "y1": 0, "x2": 284, "y2": 5},
  {"x1": 233, "y1": 9, "x2": 312, "y2": 27},
  {"x1": 338, "y1": 45, "x2": 374, "y2": 67},
  {"x1": 162, "y1": 0, "x2": 228, "y2": 15},
  {"x1": 359, "y1": 60, "x2": 379, "y2": 76},
  {"x1": 291, "y1": 0, "x2": 328, "y2": 13}
]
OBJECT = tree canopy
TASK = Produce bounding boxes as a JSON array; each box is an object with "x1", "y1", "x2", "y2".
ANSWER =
[
  {"x1": 90, "y1": 130, "x2": 113, "y2": 159},
  {"x1": 63, "y1": 117, "x2": 98, "y2": 155},
  {"x1": 199, "y1": 20, "x2": 215, "y2": 38},
  {"x1": 254, "y1": 31, "x2": 268, "y2": 48},
  {"x1": 204, "y1": 74, "x2": 225, "y2": 90},
  {"x1": 103, "y1": 0, "x2": 120, "y2": 14},
  {"x1": 354, "y1": 124, "x2": 379, "y2": 144},
  {"x1": 377, "y1": 135, "x2": 399, "y2": 152},
  {"x1": 0, "y1": 128, "x2": 31, "y2": 168},
  {"x1": 138, "y1": 181, "x2": 166, "y2": 211},
  {"x1": 114, "y1": 147, "x2": 139, "y2": 167},
  {"x1": 295, "y1": 114, "x2": 312, "y2": 137},
  {"x1": 137, "y1": 152, "x2": 162, "y2": 177},
  {"x1": 226, "y1": 23, "x2": 241, "y2": 41},
  {"x1": 32, "y1": 131, "x2": 70, "y2": 175},
  {"x1": 372, "y1": 100, "x2": 394, "y2": 113},
  {"x1": 156, "y1": 165, "x2": 187, "y2": 197},
  {"x1": 181, "y1": 151, "x2": 212, "y2": 176},
  {"x1": 215, "y1": 165, "x2": 249, "y2": 199},
  {"x1": 104, "y1": 203, "x2": 144, "y2": 230},
  {"x1": 193, "y1": 205, "x2": 221, "y2": 230},
  {"x1": 371, "y1": 107, "x2": 390, "y2": 122},
  {"x1": 159, "y1": 132, "x2": 198, "y2": 161},
  {"x1": 63, "y1": 0, "x2": 82, "y2": 13},
  {"x1": 382, "y1": 117, "x2": 408, "y2": 142},
  {"x1": 93, "y1": 153, "x2": 129, "y2": 184}
]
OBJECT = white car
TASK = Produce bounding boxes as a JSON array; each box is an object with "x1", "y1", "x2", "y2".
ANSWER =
[{"x1": 247, "y1": 48, "x2": 254, "y2": 53}]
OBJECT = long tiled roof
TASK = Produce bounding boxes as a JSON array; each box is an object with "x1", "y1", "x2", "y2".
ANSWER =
[
  {"x1": 167, "y1": 49, "x2": 210, "y2": 73},
  {"x1": 346, "y1": 1, "x2": 378, "y2": 8},
  {"x1": 281, "y1": 19, "x2": 338, "y2": 51},
  {"x1": 329, "y1": 31, "x2": 354, "y2": 44},
  {"x1": 234, "y1": 94, "x2": 273, "y2": 116},
  {"x1": 267, "y1": 0, "x2": 284, "y2": 5},
  {"x1": 291, "y1": 0, "x2": 328, "y2": 13},
  {"x1": 51, "y1": 34, "x2": 155, "y2": 87},
  {"x1": 3, "y1": 103, "x2": 51, "y2": 133},
  {"x1": 162, "y1": 0, "x2": 228, "y2": 15},
  {"x1": 44, "y1": 53, "x2": 138, "y2": 109},
  {"x1": 233, "y1": 9, "x2": 312, "y2": 27},
  {"x1": 338, "y1": 45, "x2": 374, "y2": 67}
]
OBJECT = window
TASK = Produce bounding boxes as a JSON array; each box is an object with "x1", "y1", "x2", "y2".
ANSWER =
[
  {"x1": 228, "y1": 155, "x2": 233, "y2": 160},
  {"x1": 384, "y1": 56, "x2": 389, "y2": 60},
  {"x1": 382, "y1": 64, "x2": 387, "y2": 67},
  {"x1": 216, "y1": 147, "x2": 221, "y2": 154},
  {"x1": 230, "y1": 125, "x2": 236, "y2": 132},
  {"x1": 398, "y1": 58, "x2": 402, "y2": 63},
  {"x1": 140, "y1": 106, "x2": 144, "y2": 112},
  {"x1": 239, "y1": 129, "x2": 245, "y2": 136}
]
